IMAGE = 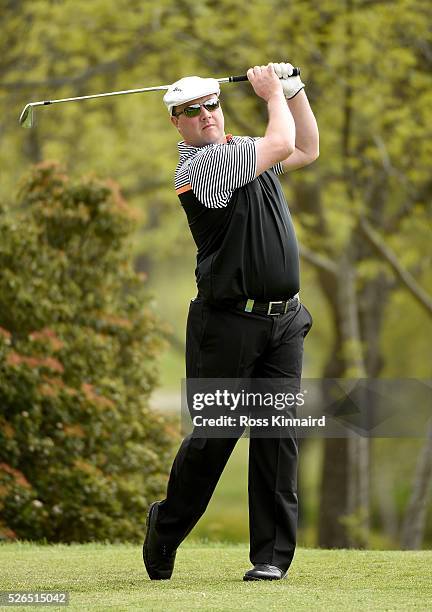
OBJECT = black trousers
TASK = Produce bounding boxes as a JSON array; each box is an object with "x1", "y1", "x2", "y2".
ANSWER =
[{"x1": 157, "y1": 298, "x2": 312, "y2": 572}]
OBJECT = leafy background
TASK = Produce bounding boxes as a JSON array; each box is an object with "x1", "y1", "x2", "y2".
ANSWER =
[{"x1": 1, "y1": 0, "x2": 431, "y2": 547}]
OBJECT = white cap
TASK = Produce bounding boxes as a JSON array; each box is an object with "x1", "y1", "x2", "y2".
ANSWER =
[{"x1": 163, "y1": 76, "x2": 220, "y2": 115}]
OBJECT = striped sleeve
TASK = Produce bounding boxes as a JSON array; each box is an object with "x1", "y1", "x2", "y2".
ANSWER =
[
  {"x1": 271, "y1": 161, "x2": 284, "y2": 175},
  {"x1": 187, "y1": 139, "x2": 257, "y2": 208}
]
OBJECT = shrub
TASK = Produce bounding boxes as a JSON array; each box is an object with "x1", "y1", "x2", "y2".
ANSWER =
[{"x1": 0, "y1": 162, "x2": 175, "y2": 542}]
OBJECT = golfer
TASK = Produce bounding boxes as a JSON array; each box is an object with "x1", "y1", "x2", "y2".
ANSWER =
[{"x1": 143, "y1": 62, "x2": 319, "y2": 581}]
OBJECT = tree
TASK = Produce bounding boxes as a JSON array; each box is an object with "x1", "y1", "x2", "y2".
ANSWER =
[
  {"x1": 1, "y1": 0, "x2": 430, "y2": 547},
  {"x1": 0, "y1": 162, "x2": 176, "y2": 542},
  {"x1": 282, "y1": 0, "x2": 432, "y2": 547}
]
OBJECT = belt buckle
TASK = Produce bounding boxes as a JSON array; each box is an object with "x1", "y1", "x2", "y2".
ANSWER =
[{"x1": 267, "y1": 300, "x2": 283, "y2": 316}]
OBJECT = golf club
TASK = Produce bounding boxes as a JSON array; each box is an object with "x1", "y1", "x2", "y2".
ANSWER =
[{"x1": 18, "y1": 69, "x2": 300, "y2": 128}]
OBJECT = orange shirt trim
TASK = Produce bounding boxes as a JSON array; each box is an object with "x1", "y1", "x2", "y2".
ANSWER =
[{"x1": 176, "y1": 184, "x2": 192, "y2": 195}]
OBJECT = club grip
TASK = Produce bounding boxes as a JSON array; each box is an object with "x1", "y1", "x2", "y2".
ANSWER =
[{"x1": 229, "y1": 67, "x2": 300, "y2": 82}]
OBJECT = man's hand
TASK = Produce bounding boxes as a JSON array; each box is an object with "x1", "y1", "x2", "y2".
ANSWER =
[
  {"x1": 248, "y1": 64, "x2": 296, "y2": 176},
  {"x1": 272, "y1": 62, "x2": 305, "y2": 99},
  {"x1": 247, "y1": 64, "x2": 284, "y2": 102}
]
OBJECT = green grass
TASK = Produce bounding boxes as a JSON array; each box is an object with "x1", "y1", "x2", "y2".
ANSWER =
[{"x1": 1, "y1": 543, "x2": 431, "y2": 611}]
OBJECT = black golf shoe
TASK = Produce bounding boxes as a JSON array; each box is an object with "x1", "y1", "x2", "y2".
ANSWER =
[
  {"x1": 243, "y1": 564, "x2": 287, "y2": 581},
  {"x1": 143, "y1": 501, "x2": 177, "y2": 580}
]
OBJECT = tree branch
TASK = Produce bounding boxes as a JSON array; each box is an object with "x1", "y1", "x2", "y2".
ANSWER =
[
  {"x1": 359, "y1": 218, "x2": 432, "y2": 316},
  {"x1": 299, "y1": 245, "x2": 338, "y2": 275},
  {"x1": 0, "y1": 38, "x2": 154, "y2": 92}
]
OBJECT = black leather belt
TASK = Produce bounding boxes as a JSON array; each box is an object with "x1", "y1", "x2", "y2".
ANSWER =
[{"x1": 235, "y1": 295, "x2": 300, "y2": 316}]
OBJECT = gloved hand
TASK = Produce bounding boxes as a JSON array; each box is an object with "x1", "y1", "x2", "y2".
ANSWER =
[{"x1": 272, "y1": 62, "x2": 305, "y2": 99}]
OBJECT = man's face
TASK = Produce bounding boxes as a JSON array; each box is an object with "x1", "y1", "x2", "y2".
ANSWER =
[{"x1": 170, "y1": 94, "x2": 225, "y2": 147}]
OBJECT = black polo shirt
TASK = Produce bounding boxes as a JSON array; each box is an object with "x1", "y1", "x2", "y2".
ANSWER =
[{"x1": 174, "y1": 135, "x2": 299, "y2": 305}]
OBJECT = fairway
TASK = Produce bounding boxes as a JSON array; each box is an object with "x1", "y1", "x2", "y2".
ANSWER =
[{"x1": 1, "y1": 543, "x2": 431, "y2": 611}]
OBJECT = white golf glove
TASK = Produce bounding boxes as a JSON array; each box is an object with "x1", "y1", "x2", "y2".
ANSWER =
[{"x1": 272, "y1": 62, "x2": 305, "y2": 99}]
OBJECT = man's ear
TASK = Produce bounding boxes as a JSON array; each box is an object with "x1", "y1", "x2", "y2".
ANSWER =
[{"x1": 170, "y1": 115, "x2": 182, "y2": 135}]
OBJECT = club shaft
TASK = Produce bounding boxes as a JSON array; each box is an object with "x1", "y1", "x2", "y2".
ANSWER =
[
  {"x1": 19, "y1": 68, "x2": 301, "y2": 126},
  {"x1": 33, "y1": 85, "x2": 171, "y2": 107},
  {"x1": 27, "y1": 69, "x2": 300, "y2": 108}
]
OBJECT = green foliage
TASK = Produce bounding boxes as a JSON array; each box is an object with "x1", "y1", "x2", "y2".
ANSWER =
[
  {"x1": 1, "y1": 0, "x2": 431, "y2": 548},
  {"x1": 0, "y1": 162, "x2": 176, "y2": 542},
  {"x1": 2, "y1": 0, "x2": 430, "y2": 278},
  {"x1": 2, "y1": 1, "x2": 430, "y2": 294}
]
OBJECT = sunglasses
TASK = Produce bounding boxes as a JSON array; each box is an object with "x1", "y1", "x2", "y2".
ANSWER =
[{"x1": 173, "y1": 98, "x2": 220, "y2": 118}]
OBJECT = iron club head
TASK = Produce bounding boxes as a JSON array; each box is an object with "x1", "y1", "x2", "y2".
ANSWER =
[{"x1": 19, "y1": 104, "x2": 34, "y2": 128}]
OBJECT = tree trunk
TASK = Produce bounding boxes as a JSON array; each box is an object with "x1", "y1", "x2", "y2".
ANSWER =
[
  {"x1": 318, "y1": 239, "x2": 371, "y2": 548},
  {"x1": 317, "y1": 272, "x2": 352, "y2": 547},
  {"x1": 400, "y1": 421, "x2": 432, "y2": 549},
  {"x1": 318, "y1": 438, "x2": 351, "y2": 547},
  {"x1": 23, "y1": 129, "x2": 42, "y2": 165},
  {"x1": 338, "y1": 244, "x2": 369, "y2": 548}
]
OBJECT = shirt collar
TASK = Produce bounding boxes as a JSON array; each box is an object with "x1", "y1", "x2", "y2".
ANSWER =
[{"x1": 177, "y1": 134, "x2": 233, "y2": 163}]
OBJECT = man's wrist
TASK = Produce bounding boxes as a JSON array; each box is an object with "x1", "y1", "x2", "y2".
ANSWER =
[
  {"x1": 267, "y1": 91, "x2": 286, "y2": 104},
  {"x1": 285, "y1": 86, "x2": 305, "y2": 101}
]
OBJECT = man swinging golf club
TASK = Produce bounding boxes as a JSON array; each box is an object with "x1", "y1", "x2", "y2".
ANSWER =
[{"x1": 143, "y1": 61, "x2": 319, "y2": 581}]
